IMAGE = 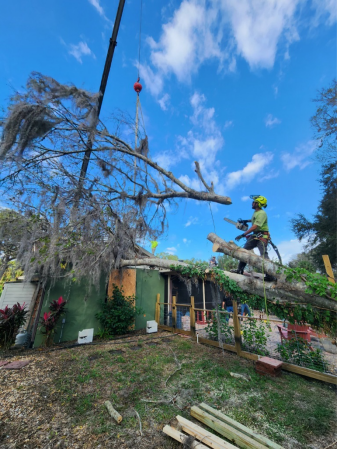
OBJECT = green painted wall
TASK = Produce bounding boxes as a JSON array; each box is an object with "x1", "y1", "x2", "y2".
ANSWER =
[
  {"x1": 34, "y1": 275, "x2": 107, "y2": 347},
  {"x1": 135, "y1": 269, "x2": 165, "y2": 330}
]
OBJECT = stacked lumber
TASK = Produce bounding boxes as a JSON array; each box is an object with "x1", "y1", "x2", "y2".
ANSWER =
[{"x1": 163, "y1": 402, "x2": 283, "y2": 449}]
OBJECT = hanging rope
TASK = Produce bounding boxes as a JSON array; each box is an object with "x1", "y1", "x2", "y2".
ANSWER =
[{"x1": 137, "y1": 0, "x2": 143, "y2": 78}]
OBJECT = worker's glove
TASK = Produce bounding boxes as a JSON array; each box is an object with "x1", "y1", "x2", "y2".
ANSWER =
[{"x1": 235, "y1": 234, "x2": 246, "y2": 241}]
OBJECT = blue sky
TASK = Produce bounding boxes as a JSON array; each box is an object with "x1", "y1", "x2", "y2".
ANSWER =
[{"x1": 0, "y1": 0, "x2": 335, "y2": 263}]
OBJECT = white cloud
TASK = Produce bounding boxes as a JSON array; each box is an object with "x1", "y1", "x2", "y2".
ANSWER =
[
  {"x1": 265, "y1": 114, "x2": 281, "y2": 128},
  {"x1": 178, "y1": 92, "x2": 224, "y2": 190},
  {"x1": 68, "y1": 41, "x2": 95, "y2": 64},
  {"x1": 185, "y1": 216, "x2": 198, "y2": 227},
  {"x1": 166, "y1": 246, "x2": 177, "y2": 254},
  {"x1": 139, "y1": 64, "x2": 164, "y2": 97},
  {"x1": 225, "y1": 152, "x2": 274, "y2": 191},
  {"x1": 281, "y1": 140, "x2": 317, "y2": 171},
  {"x1": 148, "y1": 0, "x2": 222, "y2": 83},
  {"x1": 241, "y1": 196, "x2": 250, "y2": 201},
  {"x1": 274, "y1": 238, "x2": 309, "y2": 264},
  {"x1": 224, "y1": 120, "x2": 234, "y2": 129},
  {"x1": 158, "y1": 93, "x2": 170, "y2": 111},
  {"x1": 220, "y1": 0, "x2": 301, "y2": 69},
  {"x1": 88, "y1": 0, "x2": 111, "y2": 23},
  {"x1": 141, "y1": 0, "x2": 335, "y2": 101},
  {"x1": 260, "y1": 170, "x2": 279, "y2": 181},
  {"x1": 183, "y1": 238, "x2": 191, "y2": 244},
  {"x1": 311, "y1": 0, "x2": 337, "y2": 26}
]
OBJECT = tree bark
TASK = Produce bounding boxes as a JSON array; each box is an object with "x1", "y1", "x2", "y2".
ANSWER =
[{"x1": 207, "y1": 232, "x2": 280, "y2": 277}]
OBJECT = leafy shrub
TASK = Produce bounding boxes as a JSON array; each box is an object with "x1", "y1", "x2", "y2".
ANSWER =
[
  {"x1": 205, "y1": 309, "x2": 234, "y2": 344},
  {"x1": 241, "y1": 319, "x2": 270, "y2": 356},
  {"x1": 277, "y1": 338, "x2": 327, "y2": 372},
  {"x1": 39, "y1": 296, "x2": 67, "y2": 346},
  {"x1": 0, "y1": 303, "x2": 28, "y2": 349},
  {"x1": 95, "y1": 285, "x2": 143, "y2": 337}
]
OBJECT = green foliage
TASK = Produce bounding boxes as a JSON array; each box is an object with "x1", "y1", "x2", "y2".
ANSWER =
[
  {"x1": 0, "y1": 261, "x2": 23, "y2": 294},
  {"x1": 183, "y1": 257, "x2": 207, "y2": 265},
  {"x1": 205, "y1": 308, "x2": 234, "y2": 343},
  {"x1": 0, "y1": 303, "x2": 28, "y2": 349},
  {"x1": 217, "y1": 254, "x2": 238, "y2": 271},
  {"x1": 282, "y1": 266, "x2": 337, "y2": 299},
  {"x1": 156, "y1": 252, "x2": 179, "y2": 260},
  {"x1": 288, "y1": 252, "x2": 317, "y2": 273},
  {"x1": 95, "y1": 285, "x2": 143, "y2": 337},
  {"x1": 241, "y1": 319, "x2": 270, "y2": 356},
  {"x1": 39, "y1": 296, "x2": 67, "y2": 346},
  {"x1": 277, "y1": 338, "x2": 327, "y2": 372}
]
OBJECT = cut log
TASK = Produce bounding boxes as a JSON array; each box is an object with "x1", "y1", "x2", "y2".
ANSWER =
[
  {"x1": 198, "y1": 404, "x2": 283, "y2": 449},
  {"x1": 176, "y1": 415, "x2": 238, "y2": 449},
  {"x1": 104, "y1": 401, "x2": 122, "y2": 423},
  {"x1": 191, "y1": 406, "x2": 269, "y2": 449},
  {"x1": 163, "y1": 425, "x2": 209, "y2": 449}
]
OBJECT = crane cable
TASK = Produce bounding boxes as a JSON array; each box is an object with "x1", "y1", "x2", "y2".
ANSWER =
[{"x1": 134, "y1": 0, "x2": 146, "y2": 195}]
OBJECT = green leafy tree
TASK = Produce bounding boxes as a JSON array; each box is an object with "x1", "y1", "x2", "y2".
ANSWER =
[
  {"x1": 217, "y1": 254, "x2": 238, "y2": 271},
  {"x1": 291, "y1": 80, "x2": 337, "y2": 271},
  {"x1": 157, "y1": 252, "x2": 179, "y2": 261},
  {"x1": 288, "y1": 252, "x2": 317, "y2": 273},
  {"x1": 291, "y1": 163, "x2": 336, "y2": 271}
]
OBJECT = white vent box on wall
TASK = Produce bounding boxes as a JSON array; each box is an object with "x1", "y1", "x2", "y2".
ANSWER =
[
  {"x1": 146, "y1": 320, "x2": 158, "y2": 334},
  {"x1": 78, "y1": 328, "x2": 94, "y2": 344}
]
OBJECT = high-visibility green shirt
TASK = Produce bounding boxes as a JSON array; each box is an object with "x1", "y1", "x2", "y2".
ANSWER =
[
  {"x1": 251, "y1": 210, "x2": 269, "y2": 232},
  {"x1": 150, "y1": 240, "x2": 158, "y2": 249}
]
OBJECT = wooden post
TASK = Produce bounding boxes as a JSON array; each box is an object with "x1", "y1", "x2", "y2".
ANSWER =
[
  {"x1": 322, "y1": 255, "x2": 335, "y2": 283},
  {"x1": 232, "y1": 300, "x2": 242, "y2": 356},
  {"x1": 190, "y1": 296, "x2": 195, "y2": 336},
  {"x1": 172, "y1": 295, "x2": 177, "y2": 329},
  {"x1": 155, "y1": 293, "x2": 160, "y2": 323}
]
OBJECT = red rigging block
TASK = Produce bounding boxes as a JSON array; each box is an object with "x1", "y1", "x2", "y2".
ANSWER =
[
  {"x1": 257, "y1": 357, "x2": 283, "y2": 369},
  {"x1": 256, "y1": 357, "x2": 283, "y2": 377}
]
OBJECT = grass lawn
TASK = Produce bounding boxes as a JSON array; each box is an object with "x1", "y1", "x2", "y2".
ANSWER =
[{"x1": 0, "y1": 332, "x2": 336, "y2": 449}]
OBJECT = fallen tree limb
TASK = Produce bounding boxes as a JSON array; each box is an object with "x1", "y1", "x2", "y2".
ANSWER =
[{"x1": 120, "y1": 256, "x2": 337, "y2": 312}]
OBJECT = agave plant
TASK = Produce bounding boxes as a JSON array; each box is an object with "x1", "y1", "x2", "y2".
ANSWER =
[{"x1": 0, "y1": 302, "x2": 28, "y2": 350}]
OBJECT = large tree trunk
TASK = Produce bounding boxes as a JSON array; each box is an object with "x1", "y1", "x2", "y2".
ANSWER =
[
  {"x1": 207, "y1": 232, "x2": 280, "y2": 278},
  {"x1": 120, "y1": 257, "x2": 337, "y2": 312}
]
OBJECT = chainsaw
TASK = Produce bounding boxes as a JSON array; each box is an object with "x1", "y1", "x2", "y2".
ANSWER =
[{"x1": 224, "y1": 217, "x2": 283, "y2": 265}]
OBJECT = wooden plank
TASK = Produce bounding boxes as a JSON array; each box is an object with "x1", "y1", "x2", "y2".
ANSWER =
[
  {"x1": 322, "y1": 255, "x2": 335, "y2": 283},
  {"x1": 191, "y1": 406, "x2": 268, "y2": 449},
  {"x1": 232, "y1": 301, "x2": 242, "y2": 356},
  {"x1": 158, "y1": 325, "x2": 174, "y2": 332},
  {"x1": 163, "y1": 425, "x2": 209, "y2": 449},
  {"x1": 198, "y1": 404, "x2": 282, "y2": 449},
  {"x1": 177, "y1": 415, "x2": 238, "y2": 449},
  {"x1": 172, "y1": 295, "x2": 177, "y2": 329},
  {"x1": 155, "y1": 293, "x2": 160, "y2": 323},
  {"x1": 190, "y1": 296, "x2": 196, "y2": 337},
  {"x1": 281, "y1": 362, "x2": 337, "y2": 385}
]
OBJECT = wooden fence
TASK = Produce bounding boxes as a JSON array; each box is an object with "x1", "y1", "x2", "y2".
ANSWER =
[{"x1": 155, "y1": 294, "x2": 337, "y2": 385}]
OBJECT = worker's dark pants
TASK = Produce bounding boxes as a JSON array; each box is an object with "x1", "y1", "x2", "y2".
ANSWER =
[{"x1": 237, "y1": 236, "x2": 270, "y2": 273}]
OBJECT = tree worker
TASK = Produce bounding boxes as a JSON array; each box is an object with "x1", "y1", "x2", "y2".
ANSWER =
[
  {"x1": 232, "y1": 195, "x2": 276, "y2": 282},
  {"x1": 150, "y1": 240, "x2": 158, "y2": 255}
]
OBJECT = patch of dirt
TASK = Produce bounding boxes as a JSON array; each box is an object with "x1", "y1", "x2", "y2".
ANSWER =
[
  {"x1": 108, "y1": 349, "x2": 125, "y2": 355},
  {"x1": 130, "y1": 345, "x2": 142, "y2": 351}
]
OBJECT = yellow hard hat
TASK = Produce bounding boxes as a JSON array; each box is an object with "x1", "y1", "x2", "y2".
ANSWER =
[{"x1": 250, "y1": 195, "x2": 267, "y2": 208}]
